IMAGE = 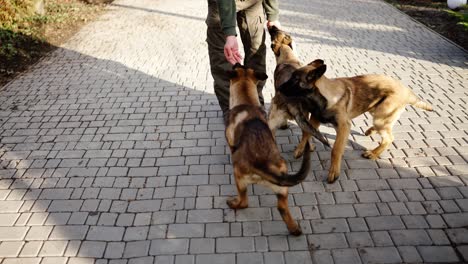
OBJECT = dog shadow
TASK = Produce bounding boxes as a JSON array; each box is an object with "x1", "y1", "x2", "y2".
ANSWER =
[{"x1": 272, "y1": 118, "x2": 399, "y2": 183}]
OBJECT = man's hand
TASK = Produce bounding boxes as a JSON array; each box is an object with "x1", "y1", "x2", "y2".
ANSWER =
[
  {"x1": 267, "y1": 20, "x2": 281, "y2": 29},
  {"x1": 224, "y1": 36, "x2": 243, "y2": 65}
]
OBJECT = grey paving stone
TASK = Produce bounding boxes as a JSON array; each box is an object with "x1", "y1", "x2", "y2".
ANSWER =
[
  {"x1": 236, "y1": 252, "x2": 264, "y2": 264},
  {"x1": 168, "y1": 224, "x2": 204, "y2": 238},
  {"x1": 205, "y1": 223, "x2": 230, "y2": 238},
  {"x1": 371, "y1": 231, "x2": 394, "y2": 247},
  {"x1": 442, "y1": 212, "x2": 468, "y2": 227},
  {"x1": 105, "y1": 242, "x2": 125, "y2": 259},
  {"x1": 402, "y1": 215, "x2": 430, "y2": 229},
  {"x1": 427, "y1": 229, "x2": 451, "y2": 245},
  {"x1": 389, "y1": 229, "x2": 432, "y2": 246},
  {"x1": 195, "y1": 254, "x2": 235, "y2": 264},
  {"x1": 150, "y1": 239, "x2": 189, "y2": 255},
  {"x1": 242, "y1": 222, "x2": 261, "y2": 237},
  {"x1": 446, "y1": 228, "x2": 468, "y2": 244},
  {"x1": 187, "y1": 209, "x2": 223, "y2": 223},
  {"x1": 189, "y1": 238, "x2": 215, "y2": 254},
  {"x1": 175, "y1": 255, "x2": 194, "y2": 264},
  {"x1": 359, "y1": 247, "x2": 402, "y2": 264},
  {"x1": 86, "y1": 226, "x2": 124, "y2": 241},
  {"x1": 129, "y1": 257, "x2": 154, "y2": 264},
  {"x1": 332, "y1": 248, "x2": 362, "y2": 264},
  {"x1": 127, "y1": 200, "x2": 161, "y2": 213},
  {"x1": 308, "y1": 233, "x2": 348, "y2": 249},
  {"x1": 216, "y1": 237, "x2": 255, "y2": 253},
  {"x1": 347, "y1": 232, "x2": 374, "y2": 248},
  {"x1": 124, "y1": 241, "x2": 150, "y2": 258},
  {"x1": 366, "y1": 216, "x2": 405, "y2": 230},
  {"x1": 261, "y1": 221, "x2": 290, "y2": 236},
  {"x1": 0, "y1": 201, "x2": 23, "y2": 212},
  {"x1": 311, "y1": 219, "x2": 349, "y2": 233},
  {"x1": 418, "y1": 246, "x2": 460, "y2": 263},
  {"x1": 458, "y1": 245, "x2": 468, "y2": 262},
  {"x1": 397, "y1": 246, "x2": 422, "y2": 263},
  {"x1": 0, "y1": 241, "x2": 24, "y2": 257},
  {"x1": 263, "y1": 252, "x2": 285, "y2": 264},
  {"x1": 123, "y1": 226, "x2": 148, "y2": 241},
  {"x1": 268, "y1": 236, "x2": 289, "y2": 251},
  {"x1": 2, "y1": 258, "x2": 42, "y2": 264},
  {"x1": 319, "y1": 204, "x2": 356, "y2": 218},
  {"x1": 25, "y1": 226, "x2": 53, "y2": 241},
  {"x1": 0, "y1": 227, "x2": 28, "y2": 241},
  {"x1": 49, "y1": 226, "x2": 88, "y2": 240},
  {"x1": 282, "y1": 251, "x2": 312, "y2": 264},
  {"x1": 347, "y1": 217, "x2": 369, "y2": 232},
  {"x1": 39, "y1": 241, "x2": 68, "y2": 257},
  {"x1": 354, "y1": 203, "x2": 380, "y2": 217}
]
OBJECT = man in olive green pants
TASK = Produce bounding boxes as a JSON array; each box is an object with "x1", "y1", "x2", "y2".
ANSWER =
[{"x1": 206, "y1": 0, "x2": 280, "y2": 118}]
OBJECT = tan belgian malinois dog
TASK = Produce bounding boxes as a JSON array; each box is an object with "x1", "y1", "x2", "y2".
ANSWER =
[
  {"x1": 225, "y1": 64, "x2": 311, "y2": 235},
  {"x1": 279, "y1": 59, "x2": 433, "y2": 183},
  {"x1": 267, "y1": 26, "x2": 330, "y2": 156}
]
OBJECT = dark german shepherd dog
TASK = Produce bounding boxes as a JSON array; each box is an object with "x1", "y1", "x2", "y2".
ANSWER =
[{"x1": 225, "y1": 64, "x2": 311, "y2": 235}]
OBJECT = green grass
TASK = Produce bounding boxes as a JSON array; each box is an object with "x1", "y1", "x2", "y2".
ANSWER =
[{"x1": 446, "y1": 5, "x2": 468, "y2": 30}]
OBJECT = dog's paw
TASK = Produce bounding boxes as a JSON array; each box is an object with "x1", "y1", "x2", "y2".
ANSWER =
[
  {"x1": 364, "y1": 127, "x2": 376, "y2": 136},
  {"x1": 289, "y1": 224, "x2": 302, "y2": 236},
  {"x1": 227, "y1": 197, "x2": 248, "y2": 209},
  {"x1": 327, "y1": 170, "x2": 339, "y2": 184},
  {"x1": 362, "y1": 150, "x2": 379, "y2": 160}
]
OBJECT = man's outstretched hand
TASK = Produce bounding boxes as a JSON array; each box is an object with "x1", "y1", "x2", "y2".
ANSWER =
[{"x1": 224, "y1": 36, "x2": 243, "y2": 65}]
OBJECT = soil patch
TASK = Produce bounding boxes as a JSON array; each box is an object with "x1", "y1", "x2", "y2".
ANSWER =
[
  {"x1": 0, "y1": 0, "x2": 107, "y2": 87},
  {"x1": 386, "y1": 0, "x2": 468, "y2": 51}
]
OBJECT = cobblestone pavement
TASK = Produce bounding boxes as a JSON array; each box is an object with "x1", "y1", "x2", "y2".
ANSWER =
[{"x1": 0, "y1": 0, "x2": 467, "y2": 263}]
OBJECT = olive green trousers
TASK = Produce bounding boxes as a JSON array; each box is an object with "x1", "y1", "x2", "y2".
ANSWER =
[{"x1": 206, "y1": 0, "x2": 267, "y2": 114}]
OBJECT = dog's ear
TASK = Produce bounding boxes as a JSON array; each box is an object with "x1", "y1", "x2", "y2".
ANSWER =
[
  {"x1": 254, "y1": 71, "x2": 268, "y2": 81},
  {"x1": 233, "y1": 63, "x2": 243, "y2": 70},
  {"x1": 287, "y1": 39, "x2": 294, "y2": 50},
  {"x1": 268, "y1": 25, "x2": 280, "y2": 36},
  {"x1": 308, "y1": 59, "x2": 324, "y2": 66},
  {"x1": 306, "y1": 64, "x2": 327, "y2": 83},
  {"x1": 278, "y1": 75, "x2": 302, "y2": 96}
]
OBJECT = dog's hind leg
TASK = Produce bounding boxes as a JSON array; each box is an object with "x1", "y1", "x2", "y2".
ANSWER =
[
  {"x1": 362, "y1": 128, "x2": 394, "y2": 160},
  {"x1": 362, "y1": 105, "x2": 404, "y2": 160},
  {"x1": 294, "y1": 116, "x2": 319, "y2": 158},
  {"x1": 227, "y1": 167, "x2": 249, "y2": 209},
  {"x1": 276, "y1": 187, "x2": 302, "y2": 236}
]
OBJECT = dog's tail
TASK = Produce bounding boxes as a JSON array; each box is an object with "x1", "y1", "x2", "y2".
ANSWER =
[
  {"x1": 411, "y1": 100, "x2": 433, "y2": 111},
  {"x1": 262, "y1": 143, "x2": 311, "y2": 187},
  {"x1": 409, "y1": 93, "x2": 433, "y2": 111}
]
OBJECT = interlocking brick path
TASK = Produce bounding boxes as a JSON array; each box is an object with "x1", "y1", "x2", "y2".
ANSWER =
[{"x1": 0, "y1": 0, "x2": 467, "y2": 263}]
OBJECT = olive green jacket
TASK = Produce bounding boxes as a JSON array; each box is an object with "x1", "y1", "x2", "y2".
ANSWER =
[{"x1": 217, "y1": 0, "x2": 279, "y2": 36}]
